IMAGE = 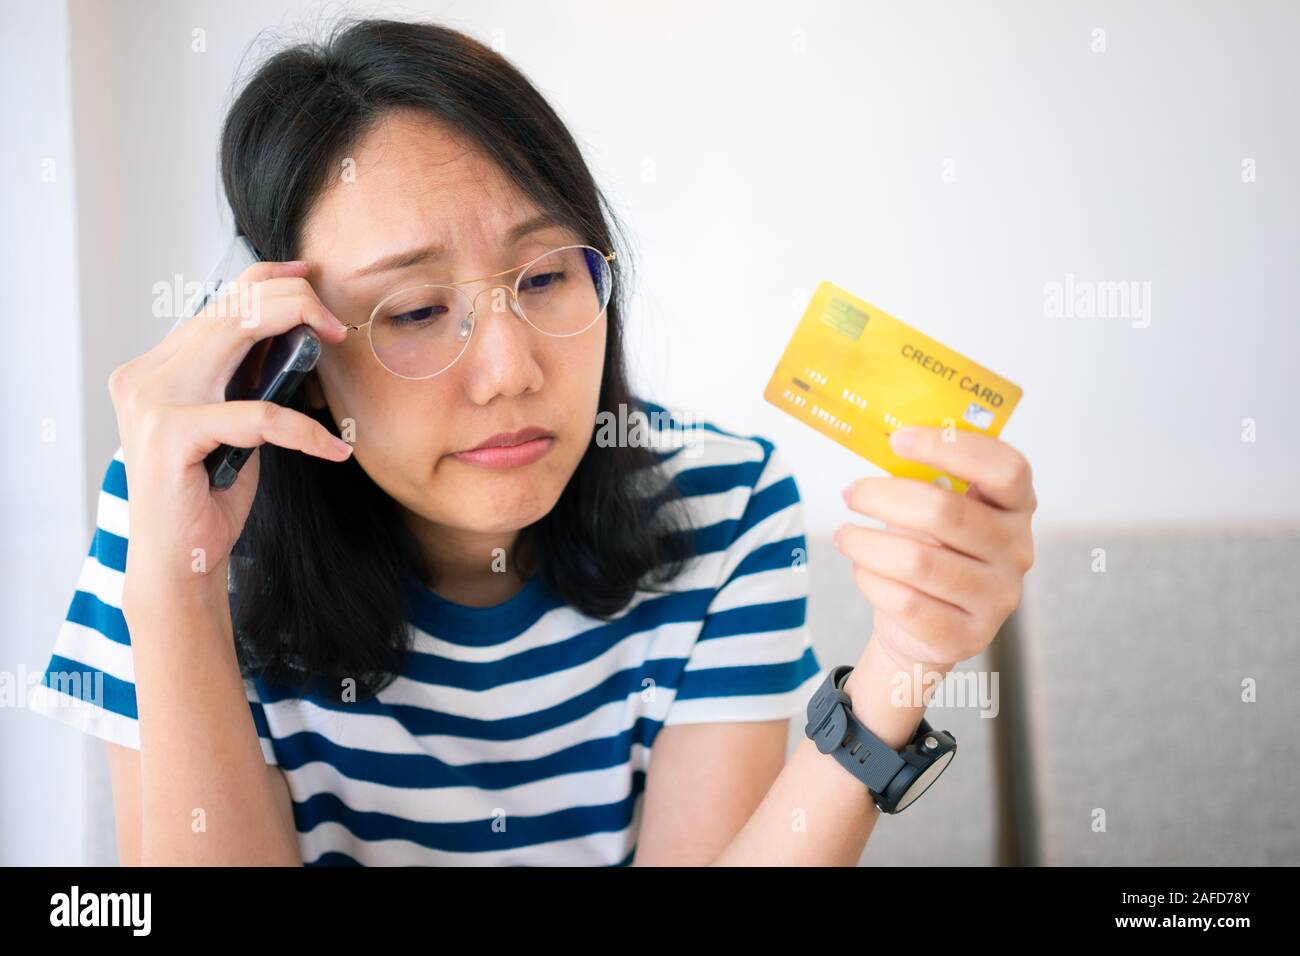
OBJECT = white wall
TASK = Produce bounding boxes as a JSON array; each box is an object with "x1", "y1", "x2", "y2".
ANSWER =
[
  {"x1": 2, "y1": 0, "x2": 1297, "y2": 862},
  {"x1": 0, "y1": 0, "x2": 91, "y2": 865},
  {"x1": 569, "y1": 0, "x2": 1300, "y2": 532}
]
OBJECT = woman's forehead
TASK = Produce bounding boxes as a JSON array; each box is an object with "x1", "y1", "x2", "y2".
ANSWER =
[{"x1": 300, "y1": 116, "x2": 553, "y2": 276}]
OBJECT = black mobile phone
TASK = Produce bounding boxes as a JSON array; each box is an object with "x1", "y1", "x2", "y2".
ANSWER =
[
  {"x1": 185, "y1": 235, "x2": 323, "y2": 490},
  {"x1": 205, "y1": 324, "x2": 321, "y2": 489}
]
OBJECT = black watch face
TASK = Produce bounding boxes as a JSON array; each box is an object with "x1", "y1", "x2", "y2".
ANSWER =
[{"x1": 894, "y1": 750, "x2": 955, "y2": 812}]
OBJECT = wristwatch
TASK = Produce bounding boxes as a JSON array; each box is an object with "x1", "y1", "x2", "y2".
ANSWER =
[{"x1": 804, "y1": 664, "x2": 957, "y2": 813}]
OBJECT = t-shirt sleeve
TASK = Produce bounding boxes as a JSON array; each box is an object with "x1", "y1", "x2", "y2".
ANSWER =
[
  {"x1": 663, "y1": 442, "x2": 824, "y2": 727},
  {"x1": 26, "y1": 447, "x2": 278, "y2": 765}
]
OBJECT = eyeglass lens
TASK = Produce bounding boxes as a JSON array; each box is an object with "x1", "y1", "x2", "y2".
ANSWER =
[{"x1": 368, "y1": 245, "x2": 611, "y2": 379}]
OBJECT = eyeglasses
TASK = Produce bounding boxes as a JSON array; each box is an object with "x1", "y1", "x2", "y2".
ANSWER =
[{"x1": 342, "y1": 244, "x2": 615, "y2": 380}]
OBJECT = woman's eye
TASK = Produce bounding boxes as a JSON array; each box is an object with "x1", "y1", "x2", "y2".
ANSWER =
[
  {"x1": 521, "y1": 271, "x2": 564, "y2": 292},
  {"x1": 388, "y1": 304, "x2": 444, "y2": 326}
]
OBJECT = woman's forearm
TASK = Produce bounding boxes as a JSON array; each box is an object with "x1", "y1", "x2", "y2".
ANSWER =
[
  {"x1": 710, "y1": 633, "x2": 953, "y2": 866},
  {"x1": 123, "y1": 559, "x2": 301, "y2": 866}
]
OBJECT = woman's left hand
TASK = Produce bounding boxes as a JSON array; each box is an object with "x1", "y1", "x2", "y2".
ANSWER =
[{"x1": 835, "y1": 425, "x2": 1037, "y2": 667}]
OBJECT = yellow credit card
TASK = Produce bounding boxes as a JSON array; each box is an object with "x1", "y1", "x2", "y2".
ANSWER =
[{"x1": 763, "y1": 280, "x2": 1022, "y2": 494}]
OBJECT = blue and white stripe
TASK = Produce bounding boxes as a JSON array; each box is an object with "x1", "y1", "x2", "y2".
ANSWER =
[{"x1": 29, "y1": 398, "x2": 822, "y2": 865}]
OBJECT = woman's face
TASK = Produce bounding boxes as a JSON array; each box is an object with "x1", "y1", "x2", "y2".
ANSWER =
[{"x1": 298, "y1": 108, "x2": 607, "y2": 548}]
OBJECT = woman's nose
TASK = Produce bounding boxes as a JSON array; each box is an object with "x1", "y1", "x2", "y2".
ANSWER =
[{"x1": 462, "y1": 285, "x2": 541, "y2": 398}]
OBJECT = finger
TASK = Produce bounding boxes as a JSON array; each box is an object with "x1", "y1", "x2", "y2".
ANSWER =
[
  {"x1": 968, "y1": 480, "x2": 1038, "y2": 520},
  {"x1": 197, "y1": 260, "x2": 319, "y2": 318},
  {"x1": 835, "y1": 523, "x2": 1002, "y2": 611},
  {"x1": 148, "y1": 260, "x2": 316, "y2": 367},
  {"x1": 844, "y1": 475, "x2": 1018, "y2": 563},
  {"x1": 885, "y1": 523, "x2": 941, "y2": 547},
  {"x1": 166, "y1": 400, "x2": 353, "y2": 467},
  {"x1": 888, "y1": 426, "x2": 1035, "y2": 512},
  {"x1": 159, "y1": 278, "x2": 349, "y2": 400},
  {"x1": 198, "y1": 272, "x2": 350, "y2": 342},
  {"x1": 848, "y1": 563, "x2": 976, "y2": 655},
  {"x1": 196, "y1": 273, "x2": 349, "y2": 342}
]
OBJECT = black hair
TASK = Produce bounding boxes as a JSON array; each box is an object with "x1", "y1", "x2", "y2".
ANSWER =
[{"x1": 220, "y1": 17, "x2": 694, "y2": 699}]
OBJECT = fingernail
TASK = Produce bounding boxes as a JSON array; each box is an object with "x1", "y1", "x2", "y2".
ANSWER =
[
  {"x1": 332, "y1": 437, "x2": 353, "y2": 457},
  {"x1": 890, "y1": 427, "x2": 918, "y2": 454},
  {"x1": 833, "y1": 525, "x2": 845, "y2": 548}
]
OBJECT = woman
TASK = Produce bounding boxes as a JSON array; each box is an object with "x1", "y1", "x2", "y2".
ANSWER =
[{"x1": 30, "y1": 18, "x2": 1035, "y2": 866}]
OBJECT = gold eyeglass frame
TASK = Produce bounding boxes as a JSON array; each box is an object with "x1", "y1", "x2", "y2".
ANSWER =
[{"x1": 342, "y1": 243, "x2": 616, "y2": 381}]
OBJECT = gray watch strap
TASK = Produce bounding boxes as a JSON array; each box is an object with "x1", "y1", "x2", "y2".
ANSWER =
[{"x1": 804, "y1": 664, "x2": 921, "y2": 796}]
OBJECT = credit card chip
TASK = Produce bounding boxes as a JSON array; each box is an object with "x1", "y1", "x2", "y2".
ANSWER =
[{"x1": 819, "y1": 296, "x2": 869, "y2": 340}]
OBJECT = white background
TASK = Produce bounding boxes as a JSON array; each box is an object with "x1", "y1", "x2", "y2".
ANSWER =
[{"x1": 3, "y1": 0, "x2": 1297, "y2": 863}]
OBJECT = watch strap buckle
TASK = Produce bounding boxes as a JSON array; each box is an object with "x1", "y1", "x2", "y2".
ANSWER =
[{"x1": 804, "y1": 665, "x2": 853, "y2": 753}]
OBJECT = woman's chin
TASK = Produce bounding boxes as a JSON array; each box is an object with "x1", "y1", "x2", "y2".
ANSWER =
[{"x1": 453, "y1": 491, "x2": 558, "y2": 534}]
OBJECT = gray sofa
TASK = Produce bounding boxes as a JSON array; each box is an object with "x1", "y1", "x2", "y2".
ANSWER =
[{"x1": 794, "y1": 524, "x2": 1300, "y2": 865}]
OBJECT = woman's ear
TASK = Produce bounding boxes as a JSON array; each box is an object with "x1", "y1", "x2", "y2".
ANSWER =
[{"x1": 305, "y1": 370, "x2": 327, "y2": 410}]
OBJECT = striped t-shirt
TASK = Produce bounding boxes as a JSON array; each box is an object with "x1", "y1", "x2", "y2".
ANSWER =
[{"x1": 29, "y1": 399, "x2": 823, "y2": 865}]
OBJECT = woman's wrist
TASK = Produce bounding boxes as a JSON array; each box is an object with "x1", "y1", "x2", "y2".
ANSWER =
[
  {"x1": 122, "y1": 551, "x2": 232, "y2": 626},
  {"x1": 842, "y1": 630, "x2": 954, "y2": 751}
]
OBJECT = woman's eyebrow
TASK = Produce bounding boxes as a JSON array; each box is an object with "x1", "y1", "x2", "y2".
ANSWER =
[{"x1": 348, "y1": 214, "x2": 558, "y2": 280}]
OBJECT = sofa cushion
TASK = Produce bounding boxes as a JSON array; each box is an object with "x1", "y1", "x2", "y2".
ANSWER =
[{"x1": 1010, "y1": 525, "x2": 1300, "y2": 865}]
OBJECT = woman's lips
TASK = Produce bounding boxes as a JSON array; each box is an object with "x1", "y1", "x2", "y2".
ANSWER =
[{"x1": 449, "y1": 436, "x2": 555, "y2": 469}]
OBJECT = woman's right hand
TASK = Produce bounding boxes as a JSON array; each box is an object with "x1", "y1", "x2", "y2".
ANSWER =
[{"x1": 108, "y1": 259, "x2": 353, "y2": 597}]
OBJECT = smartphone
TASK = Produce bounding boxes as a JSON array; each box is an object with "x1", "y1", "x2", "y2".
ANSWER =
[{"x1": 179, "y1": 235, "x2": 322, "y2": 490}]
